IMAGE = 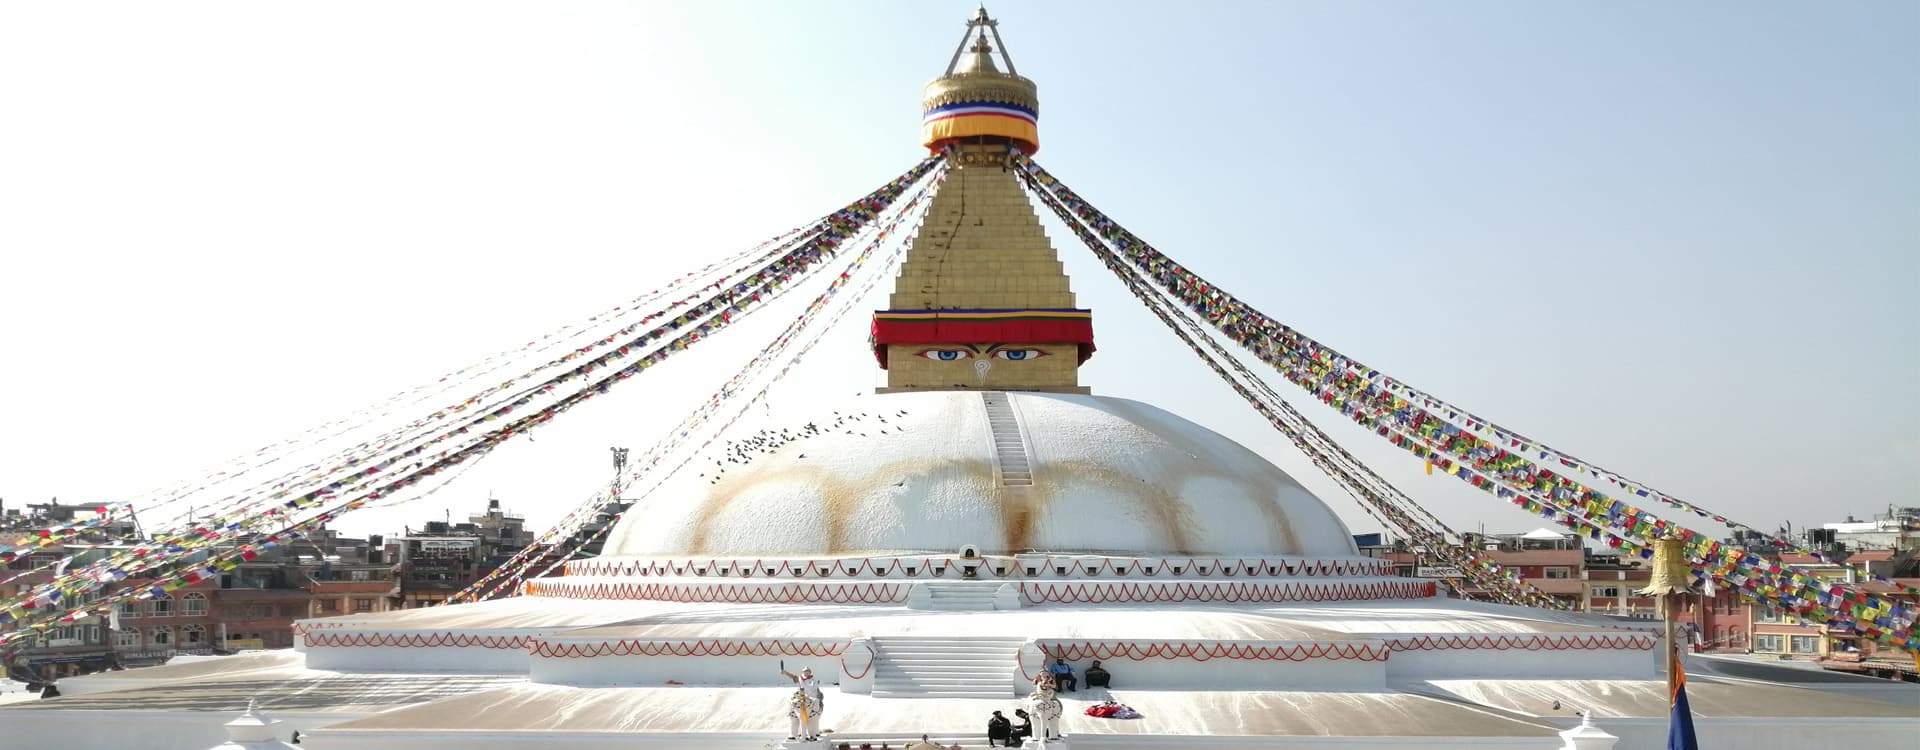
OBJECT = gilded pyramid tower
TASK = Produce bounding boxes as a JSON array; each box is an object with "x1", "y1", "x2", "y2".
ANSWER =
[{"x1": 871, "y1": 8, "x2": 1094, "y2": 393}]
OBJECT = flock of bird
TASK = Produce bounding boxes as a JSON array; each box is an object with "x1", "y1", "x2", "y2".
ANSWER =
[{"x1": 697, "y1": 407, "x2": 914, "y2": 485}]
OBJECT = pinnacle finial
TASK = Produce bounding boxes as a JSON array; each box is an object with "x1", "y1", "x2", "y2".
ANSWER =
[{"x1": 972, "y1": 5, "x2": 997, "y2": 28}]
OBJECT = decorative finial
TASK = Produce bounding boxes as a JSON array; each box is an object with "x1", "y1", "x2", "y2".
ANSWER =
[{"x1": 246, "y1": 697, "x2": 258, "y2": 715}]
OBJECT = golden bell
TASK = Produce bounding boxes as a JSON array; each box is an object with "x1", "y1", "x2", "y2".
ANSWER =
[{"x1": 1636, "y1": 533, "x2": 1693, "y2": 596}]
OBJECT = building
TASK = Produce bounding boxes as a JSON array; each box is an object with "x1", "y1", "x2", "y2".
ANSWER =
[
  {"x1": 1379, "y1": 528, "x2": 1589, "y2": 609},
  {"x1": 393, "y1": 499, "x2": 534, "y2": 608},
  {"x1": 1824, "y1": 507, "x2": 1920, "y2": 553},
  {"x1": 5, "y1": 10, "x2": 1914, "y2": 748},
  {"x1": 299, "y1": 533, "x2": 399, "y2": 621},
  {"x1": 1581, "y1": 550, "x2": 1657, "y2": 619}
]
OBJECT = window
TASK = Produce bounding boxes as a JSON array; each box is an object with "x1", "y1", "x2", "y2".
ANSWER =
[
  {"x1": 353, "y1": 598, "x2": 374, "y2": 613},
  {"x1": 1755, "y1": 605, "x2": 1783, "y2": 624},
  {"x1": 1754, "y1": 634, "x2": 1784, "y2": 652},
  {"x1": 1591, "y1": 586, "x2": 1621, "y2": 598},
  {"x1": 115, "y1": 600, "x2": 142, "y2": 620},
  {"x1": 114, "y1": 628, "x2": 140, "y2": 648},
  {"x1": 181, "y1": 624, "x2": 206, "y2": 647},
  {"x1": 181, "y1": 593, "x2": 208, "y2": 616},
  {"x1": 350, "y1": 569, "x2": 371, "y2": 581},
  {"x1": 1543, "y1": 567, "x2": 1572, "y2": 579},
  {"x1": 149, "y1": 596, "x2": 173, "y2": 618},
  {"x1": 149, "y1": 626, "x2": 173, "y2": 646},
  {"x1": 318, "y1": 599, "x2": 341, "y2": 614},
  {"x1": 1790, "y1": 636, "x2": 1820, "y2": 654}
]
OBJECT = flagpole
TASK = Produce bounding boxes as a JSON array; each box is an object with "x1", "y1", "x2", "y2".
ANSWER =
[{"x1": 1639, "y1": 533, "x2": 1691, "y2": 695}]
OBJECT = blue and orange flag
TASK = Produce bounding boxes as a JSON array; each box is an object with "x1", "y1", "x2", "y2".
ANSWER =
[{"x1": 1667, "y1": 650, "x2": 1700, "y2": 750}]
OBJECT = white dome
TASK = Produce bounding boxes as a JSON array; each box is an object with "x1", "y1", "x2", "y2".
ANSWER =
[{"x1": 604, "y1": 391, "x2": 1356, "y2": 557}]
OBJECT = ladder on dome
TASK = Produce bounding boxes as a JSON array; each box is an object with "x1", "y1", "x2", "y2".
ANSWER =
[{"x1": 980, "y1": 392, "x2": 1034, "y2": 486}]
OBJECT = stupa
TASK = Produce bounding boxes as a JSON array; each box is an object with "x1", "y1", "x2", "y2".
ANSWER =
[{"x1": 4, "y1": 9, "x2": 1913, "y2": 750}]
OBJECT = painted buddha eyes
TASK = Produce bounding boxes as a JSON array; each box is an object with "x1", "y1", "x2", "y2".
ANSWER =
[{"x1": 913, "y1": 348, "x2": 1049, "y2": 361}]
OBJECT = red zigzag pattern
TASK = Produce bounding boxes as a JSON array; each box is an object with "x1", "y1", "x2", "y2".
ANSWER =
[
  {"x1": 1043, "y1": 641, "x2": 1389, "y2": 662},
  {"x1": 1387, "y1": 634, "x2": 1656, "y2": 652},
  {"x1": 1019, "y1": 580, "x2": 1435, "y2": 604},
  {"x1": 300, "y1": 630, "x2": 532, "y2": 650},
  {"x1": 531, "y1": 639, "x2": 847, "y2": 659},
  {"x1": 565, "y1": 556, "x2": 1394, "y2": 579},
  {"x1": 527, "y1": 580, "x2": 910, "y2": 604}
]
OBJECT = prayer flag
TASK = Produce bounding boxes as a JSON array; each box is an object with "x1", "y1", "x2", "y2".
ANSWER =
[{"x1": 1667, "y1": 652, "x2": 1700, "y2": 750}]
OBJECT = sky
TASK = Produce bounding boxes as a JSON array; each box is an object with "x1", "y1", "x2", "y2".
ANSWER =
[{"x1": 0, "y1": 1, "x2": 1914, "y2": 546}]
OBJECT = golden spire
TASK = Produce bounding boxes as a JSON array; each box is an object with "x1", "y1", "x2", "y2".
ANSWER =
[
  {"x1": 872, "y1": 10, "x2": 1092, "y2": 394},
  {"x1": 921, "y1": 6, "x2": 1039, "y2": 155}
]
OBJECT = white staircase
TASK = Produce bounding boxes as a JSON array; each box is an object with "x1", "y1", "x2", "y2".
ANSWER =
[
  {"x1": 910, "y1": 580, "x2": 1002, "y2": 611},
  {"x1": 871, "y1": 635, "x2": 1024, "y2": 699},
  {"x1": 981, "y1": 392, "x2": 1034, "y2": 486}
]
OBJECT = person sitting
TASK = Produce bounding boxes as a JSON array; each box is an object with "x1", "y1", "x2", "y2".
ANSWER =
[
  {"x1": 1047, "y1": 658, "x2": 1076, "y2": 692},
  {"x1": 1084, "y1": 660, "x2": 1111, "y2": 688},
  {"x1": 987, "y1": 710, "x2": 1013, "y2": 746},
  {"x1": 1010, "y1": 708, "x2": 1033, "y2": 746}
]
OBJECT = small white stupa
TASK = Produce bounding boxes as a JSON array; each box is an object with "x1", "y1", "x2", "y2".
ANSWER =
[{"x1": 207, "y1": 699, "x2": 299, "y2": 750}]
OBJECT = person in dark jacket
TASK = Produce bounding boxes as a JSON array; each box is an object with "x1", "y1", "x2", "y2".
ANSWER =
[
  {"x1": 1010, "y1": 708, "x2": 1033, "y2": 746},
  {"x1": 1084, "y1": 660, "x2": 1111, "y2": 688},
  {"x1": 986, "y1": 710, "x2": 1013, "y2": 746}
]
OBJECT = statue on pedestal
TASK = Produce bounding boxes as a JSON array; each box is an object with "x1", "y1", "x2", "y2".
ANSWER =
[
  {"x1": 1026, "y1": 673, "x2": 1064, "y2": 742},
  {"x1": 782, "y1": 665, "x2": 824, "y2": 741}
]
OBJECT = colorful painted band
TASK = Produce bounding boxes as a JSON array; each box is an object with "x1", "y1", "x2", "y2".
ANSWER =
[
  {"x1": 922, "y1": 102, "x2": 1040, "y2": 153},
  {"x1": 871, "y1": 309, "x2": 1093, "y2": 367}
]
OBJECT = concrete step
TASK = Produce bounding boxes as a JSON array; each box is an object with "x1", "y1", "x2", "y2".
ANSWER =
[
  {"x1": 876, "y1": 653, "x2": 1010, "y2": 662},
  {"x1": 874, "y1": 657, "x2": 1009, "y2": 666},
  {"x1": 874, "y1": 680, "x2": 1010, "y2": 691},
  {"x1": 868, "y1": 633, "x2": 1021, "y2": 700},
  {"x1": 875, "y1": 694, "x2": 1021, "y2": 705},
  {"x1": 875, "y1": 672, "x2": 1008, "y2": 681}
]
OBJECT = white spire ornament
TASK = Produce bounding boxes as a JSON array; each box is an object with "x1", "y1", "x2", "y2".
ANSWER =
[{"x1": 206, "y1": 699, "x2": 300, "y2": 749}]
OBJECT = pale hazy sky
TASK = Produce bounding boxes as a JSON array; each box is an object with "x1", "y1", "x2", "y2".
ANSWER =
[{"x1": 1, "y1": 2, "x2": 1914, "y2": 544}]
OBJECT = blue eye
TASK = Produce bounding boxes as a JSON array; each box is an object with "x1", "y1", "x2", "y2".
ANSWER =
[
  {"x1": 917, "y1": 349, "x2": 972, "y2": 361},
  {"x1": 994, "y1": 349, "x2": 1047, "y2": 361}
]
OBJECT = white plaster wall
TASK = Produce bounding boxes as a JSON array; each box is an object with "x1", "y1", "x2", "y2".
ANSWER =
[
  {"x1": 1384, "y1": 647, "x2": 1656, "y2": 680},
  {"x1": 301, "y1": 636, "x2": 534, "y2": 672},
  {"x1": 1041, "y1": 647, "x2": 1388, "y2": 691},
  {"x1": 299, "y1": 730, "x2": 1561, "y2": 750},
  {"x1": 531, "y1": 653, "x2": 845, "y2": 688}
]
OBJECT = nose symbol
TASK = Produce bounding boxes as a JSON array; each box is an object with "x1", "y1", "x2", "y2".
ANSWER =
[{"x1": 974, "y1": 360, "x2": 992, "y2": 383}]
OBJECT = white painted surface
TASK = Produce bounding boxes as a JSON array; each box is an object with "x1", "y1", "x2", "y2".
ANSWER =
[{"x1": 602, "y1": 392, "x2": 1358, "y2": 557}]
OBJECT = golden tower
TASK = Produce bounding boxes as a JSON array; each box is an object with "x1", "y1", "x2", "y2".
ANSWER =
[{"x1": 871, "y1": 8, "x2": 1094, "y2": 393}]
